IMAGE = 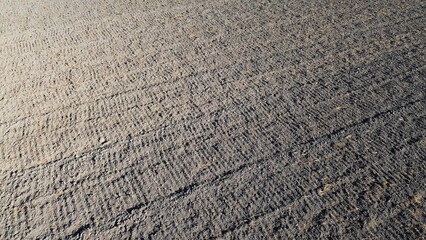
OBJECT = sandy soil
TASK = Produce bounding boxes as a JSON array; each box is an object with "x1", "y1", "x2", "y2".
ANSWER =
[{"x1": 0, "y1": 0, "x2": 425, "y2": 239}]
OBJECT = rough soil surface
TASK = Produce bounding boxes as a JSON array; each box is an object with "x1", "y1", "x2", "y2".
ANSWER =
[{"x1": 1, "y1": 0, "x2": 425, "y2": 239}]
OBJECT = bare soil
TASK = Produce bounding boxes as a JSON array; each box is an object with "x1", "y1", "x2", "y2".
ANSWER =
[{"x1": 0, "y1": 0, "x2": 425, "y2": 239}]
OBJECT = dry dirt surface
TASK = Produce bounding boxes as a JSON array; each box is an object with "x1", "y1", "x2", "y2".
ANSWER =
[{"x1": 1, "y1": 0, "x2": 425, "y2": 239}]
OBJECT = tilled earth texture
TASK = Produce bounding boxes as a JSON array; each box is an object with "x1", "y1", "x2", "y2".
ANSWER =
[{"x1": 0, "y1": 0, "x2": 425, "y2": 239}]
